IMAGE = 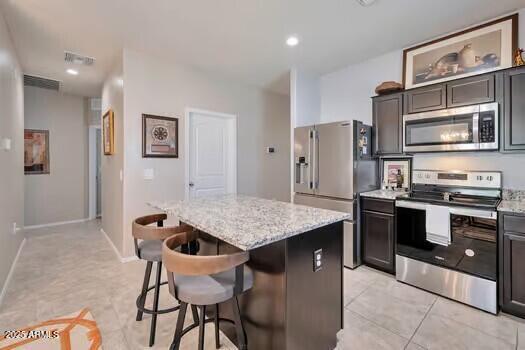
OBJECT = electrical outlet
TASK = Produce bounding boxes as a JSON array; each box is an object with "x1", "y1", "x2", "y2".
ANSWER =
[{"x1": 313, "y1": 249, "x2": 322, "y2": 272}]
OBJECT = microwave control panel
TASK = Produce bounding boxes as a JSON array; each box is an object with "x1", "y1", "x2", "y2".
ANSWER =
[{"x1": 480, "y1": 112, "x2": 496, "y2": 143}]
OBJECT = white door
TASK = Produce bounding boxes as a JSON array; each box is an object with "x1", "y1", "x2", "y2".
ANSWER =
[{"x1": 188, "y1": 111, "x2": 236, "y2": 198}]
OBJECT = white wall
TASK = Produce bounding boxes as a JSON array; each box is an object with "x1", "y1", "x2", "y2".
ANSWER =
[
  {"x1": 24, "y1": 86, "x2": 89, "y2": 226},
  {"x1": 106, "y1": 49, "x2": 290, "y2": 257},
  {"x1": 0, "y1": 7, "x2": 24, "y2": 296},
  {"x1": 101, "y1": 58, "x2": 124, "y2": 254},
  {"x1": 319, "y1": 9, "x2": 525, "y2": 190},
  {"x1": 291, "y1": 69, "x2": 321, "y2": 127}
]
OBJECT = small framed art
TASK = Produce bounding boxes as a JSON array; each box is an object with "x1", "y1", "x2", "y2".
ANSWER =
[{"x1": 142, "y1": 114, "x2": 179, "y2": 158}]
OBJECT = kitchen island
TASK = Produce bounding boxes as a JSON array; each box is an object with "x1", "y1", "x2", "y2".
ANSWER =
[{"x1": 151, "y1": 194, "x2": 349, "y2": 350}]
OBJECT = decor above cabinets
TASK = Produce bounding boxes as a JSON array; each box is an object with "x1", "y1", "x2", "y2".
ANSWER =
[{"x1": 403, "y1": 14, "x2": 518, "y2": 89}]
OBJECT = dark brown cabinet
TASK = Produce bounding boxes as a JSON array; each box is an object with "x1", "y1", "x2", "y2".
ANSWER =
[
  {"x1": 499, "y1": 213, "x2": 525, "y2": 318},
  {"x1": 503, "y1": 67, "x2": 525, "y2": 151},
  {"x1": 372, "y1": 93, "x2": 403, "y2": 155},
  {"x1": 361, "y1": 198, "x2": 395, "y2": 274},
  {"x1": 404, "y1": 84, "x2": 446, "y2": 114},
  {"x1": 447, "y1": 74, "x2": 495, "y2": 108}
]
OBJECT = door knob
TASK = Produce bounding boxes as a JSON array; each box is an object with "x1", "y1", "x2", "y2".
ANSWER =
[{"x1": 189, "y1": 182, "x2": 195, "y2": 187}]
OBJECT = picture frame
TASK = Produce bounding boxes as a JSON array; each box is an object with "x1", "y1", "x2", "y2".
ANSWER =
[
  {"x1": 24, "y1": 129, "x2": 50, "y2": 175},
  {"x1": 102, "y1": 109, "x2": 114, "y2": 155},
  {"x1": 142, "y1": 114, "x2": 179, "y2": 158},
  {"x1": 403, "y1": 14, "x2": 518, "y2": 89},
  {"x1": 380, "y1": 157, "x2": 412, "y2": 190}
]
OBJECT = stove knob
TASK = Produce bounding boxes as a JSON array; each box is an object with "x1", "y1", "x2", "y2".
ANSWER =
[
  {"x1": 487, "y1": 176, "x2": 493, "y2": 181},
  {"x1": 477, "y1": 175, "x2": 483, "y2": 181}
]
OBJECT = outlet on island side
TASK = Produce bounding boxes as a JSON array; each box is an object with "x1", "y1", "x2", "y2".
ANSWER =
[{"x1": 313, "y1": 249, "x2": 322, "y2": 272}]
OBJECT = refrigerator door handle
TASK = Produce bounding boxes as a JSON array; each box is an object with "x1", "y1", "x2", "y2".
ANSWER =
[{"x1": 312, "y1": 128, "x2": 318, "y2": 190}]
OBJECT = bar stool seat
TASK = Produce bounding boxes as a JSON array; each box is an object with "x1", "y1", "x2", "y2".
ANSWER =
[
  {"x1": 137, "y1": 240, "x2": 163, "y2": 262},
  {"x1": 132, "y1": 213, "x2": 196, "y2": 347},
  {"x1": 174, "y1": 267, "x2": 253, "y2": 305},
  {"x1": 163, "y1": 230, "x2": 252, "y2": 350}
]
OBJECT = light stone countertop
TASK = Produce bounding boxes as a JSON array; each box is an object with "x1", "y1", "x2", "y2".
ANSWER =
[
  {"x1": 360, "y1": 189, "x2": 409, "y2": 200},
  {"x1": 498, "y1": 200, "x2": 525, "y2": 214},
  {"x1": 149, "y1": 194, "x2": 351, "y2": 251}
]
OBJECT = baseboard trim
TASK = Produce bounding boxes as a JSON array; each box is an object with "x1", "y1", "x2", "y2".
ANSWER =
[
  {"x1": 0, "y1": 238, "x2": 26, "y2": 307},
  {"x1": 100, "y1": 228, "x2": 138, "y2": 263},
  {"x1": 24, "y1": 218, "x2": 90, "y2": 230}
]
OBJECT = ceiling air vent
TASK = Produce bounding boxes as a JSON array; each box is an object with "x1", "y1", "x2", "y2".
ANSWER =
[
  {"x1": 64, "y1": 51, "x2": 95, "y2": 66},
  {"x1": 23, "y1": 75, "x2": 60, "y2": 91}
]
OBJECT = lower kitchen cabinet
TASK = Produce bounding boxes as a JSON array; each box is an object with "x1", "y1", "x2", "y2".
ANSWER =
[
  {"x1": 499, "y1": 213, "x2": 525, "y2": 318},
  {"x1": 361, "y1": 198, "x2": 395, "y2": 274}
]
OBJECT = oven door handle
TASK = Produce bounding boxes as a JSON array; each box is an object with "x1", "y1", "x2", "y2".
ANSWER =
[
  {"x1": 448, "y1": 207, "x2": 497, "y2": 219},
  {"x1": 396, "y1": 200, "x2": 497, "y2": 219}
]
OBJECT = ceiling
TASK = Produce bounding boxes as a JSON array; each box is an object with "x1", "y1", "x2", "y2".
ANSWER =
[{"x1": 1, "y1": 0, "x2": 524, "y2": 97}]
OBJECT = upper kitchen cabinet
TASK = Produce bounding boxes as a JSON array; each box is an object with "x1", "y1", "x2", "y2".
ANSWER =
[
  {"x1": 372, "y1": 93, "x2": 403, "y2": 155},
  {"x1": 503, "y1": 66, "x2": 525, "y2": 152},
  {"x1": 404, "y1": 84, "x2": 446, "y2": 114},
  {"x1": 447, "y1": 74, "x2": 495, "y2": 108}
]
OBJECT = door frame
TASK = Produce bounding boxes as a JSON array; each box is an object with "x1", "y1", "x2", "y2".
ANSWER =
[
  {"x1": 184, "y1": 108, "x2": 238, "y2": 200},
  {"x1": 88, "y1": 125, "x2": 102, "y2": 219}
]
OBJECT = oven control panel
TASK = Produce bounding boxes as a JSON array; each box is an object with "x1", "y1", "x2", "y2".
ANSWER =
[{"x1": 413, "y1": 170, "x2": 501, "y2": 188}]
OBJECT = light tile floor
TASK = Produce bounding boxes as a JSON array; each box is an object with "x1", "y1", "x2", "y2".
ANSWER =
[
  {"x1": 0, "y1": 220, "x2": 235, "y2": 350},
  {"x1": 1, "y1": 220, "x2": 524, "y2": 349},
  {"x1": 340, "y1": 264, "x2": 525, "y2": 350}
]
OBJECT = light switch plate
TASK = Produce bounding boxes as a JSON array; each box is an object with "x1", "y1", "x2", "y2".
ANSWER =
[
  {"x1": 143, "y1": 168, "x2": 154, "y2": 180},
  {"x1": 1, "y1": 138, "x2": 11, "y2": 151}
]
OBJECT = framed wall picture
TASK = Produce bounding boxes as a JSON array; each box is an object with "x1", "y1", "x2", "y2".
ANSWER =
[
  {"x1": 381, "y1": 157, "x2": 412, "y2": 190},
  {"x1": 403, "y1": 14, "x2": 518, "y2": 89},
  {"x1": 24, "y1": 129, "x2": 50, "y2": 175},
  {"x1": 102, "y1": 109, "x2": 114, "y2": 155},
  {"x1": 142, "y1": 114, "x2": 179, "y2": 158}
]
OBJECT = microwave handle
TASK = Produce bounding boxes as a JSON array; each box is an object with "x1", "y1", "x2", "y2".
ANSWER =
[{"x1": 472, "y1": 112, "x2": 480, "y2": 144}]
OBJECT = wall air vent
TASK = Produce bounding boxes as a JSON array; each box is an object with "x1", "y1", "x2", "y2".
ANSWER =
[
  {"x1": 64, "y1": 51, "x2": 95, "y2": 66},
  {"x1": 90, "y1": 98, "x2": 102, "y2": 111},
  {"x1": 23, "y1": 75, "x2": 60, "y2": 91}
]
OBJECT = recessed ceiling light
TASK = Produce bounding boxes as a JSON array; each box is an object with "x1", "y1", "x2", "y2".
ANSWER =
[
  {"x1": 66, "y1": 68, "x2": 78, "y2": 75},
  {"x1": 356, "y1": 0, "x2": 377, "y2": 6},
  {"x1": 286, "y1": 36, "x2": 299, "y2": 47}
]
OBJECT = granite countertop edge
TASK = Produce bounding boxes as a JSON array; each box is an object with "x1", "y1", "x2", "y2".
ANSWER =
[
  {"x1": 360, "y1": 189, "x2": 409, "y2": 200},
  {"x1": 175, "y1": 213, "x2": 351, "y2": 251},
  {"x1": 497, "y1": 199, "x2": 525, "y2": 214}
]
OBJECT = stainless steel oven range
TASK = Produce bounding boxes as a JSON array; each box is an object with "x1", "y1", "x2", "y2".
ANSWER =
[
  {"x1": 395, "y1": 170, "x2": 501, "y2": 314},
  {"x1": 403, "y1": 102, "x2": 499, "y2": 153}
]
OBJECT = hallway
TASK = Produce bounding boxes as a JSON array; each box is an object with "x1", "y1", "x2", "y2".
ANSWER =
[{"x1": 0, "y1": 220, "x2": 236, "y2": 349}]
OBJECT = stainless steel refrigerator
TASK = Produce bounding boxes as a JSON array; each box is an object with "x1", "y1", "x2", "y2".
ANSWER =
[{"x1": 293, "y1": 120, "x2": 378, "y2": 268}]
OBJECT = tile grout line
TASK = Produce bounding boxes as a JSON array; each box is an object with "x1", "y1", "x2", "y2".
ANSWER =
[{"x1": 403, "y1": 296, "x2": 437, "y2": 350}]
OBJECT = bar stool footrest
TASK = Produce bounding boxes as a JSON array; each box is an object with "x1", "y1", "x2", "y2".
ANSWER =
[{"x1": 136, "y1": 281, "x2": 180, "y2": 315}]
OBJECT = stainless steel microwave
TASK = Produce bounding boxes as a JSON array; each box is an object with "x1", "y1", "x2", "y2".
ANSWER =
[{"x1": 403, "y1": 102, "x2": 499, "y2": 153}]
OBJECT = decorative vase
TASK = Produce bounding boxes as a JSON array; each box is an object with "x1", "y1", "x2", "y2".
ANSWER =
[{"x1": 459, "y1": 44, "x2": 477, "y2": 68}]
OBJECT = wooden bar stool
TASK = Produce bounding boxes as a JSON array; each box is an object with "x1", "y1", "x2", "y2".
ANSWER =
[
  {"x1": 132, "y1": 213, "x2": 195, "y2": 347},
  {"x1": 162, "y1": 230, "x2": 253, "y2": 350}
]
